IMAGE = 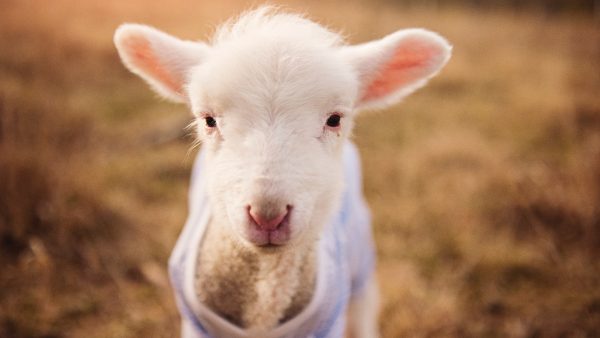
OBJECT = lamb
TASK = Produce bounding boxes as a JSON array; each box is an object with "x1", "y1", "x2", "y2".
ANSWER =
[{"x1": 114, "y1": 7, "x2": 451, "y2": 338}]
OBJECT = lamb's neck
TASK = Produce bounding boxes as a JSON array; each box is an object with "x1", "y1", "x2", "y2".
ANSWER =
[{"x1": 194, "y1": 217, "x2": 317, "y2": 330}]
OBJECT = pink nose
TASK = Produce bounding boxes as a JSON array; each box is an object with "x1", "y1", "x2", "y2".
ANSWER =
[{"x1": 248, "y1": 205, "x2": 290, "y2": 231}]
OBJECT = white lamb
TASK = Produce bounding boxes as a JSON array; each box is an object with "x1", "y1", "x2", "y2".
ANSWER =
[{"x1": 114, "y1": 7, "x2": 451, "y2": 338}]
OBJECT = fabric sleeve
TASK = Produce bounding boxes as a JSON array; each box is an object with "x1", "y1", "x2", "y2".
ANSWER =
[{"x1": 343, "y1": 143, "x2": 376, "y2": 296}]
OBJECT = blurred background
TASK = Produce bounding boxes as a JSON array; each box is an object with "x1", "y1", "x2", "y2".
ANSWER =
[{"x1": 1, "y1": 0, "x2": 599, "y2": 337}]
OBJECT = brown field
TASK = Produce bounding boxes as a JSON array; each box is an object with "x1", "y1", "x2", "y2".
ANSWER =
[{"x1": 1, "y1": 0, "x2": 599, "y2": 337}]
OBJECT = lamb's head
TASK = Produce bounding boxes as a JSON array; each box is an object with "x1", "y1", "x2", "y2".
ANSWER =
[{"x1": 114, "y1": 8, "x2": 451, "y2": 251}]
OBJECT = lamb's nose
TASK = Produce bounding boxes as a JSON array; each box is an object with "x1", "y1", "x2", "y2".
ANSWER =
[{"x1": 248, "y1": 205, "x2": 291, "y2": 231}]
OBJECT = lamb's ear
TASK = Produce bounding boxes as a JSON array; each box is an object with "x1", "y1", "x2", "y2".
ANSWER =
[
  {"x1": 114, "y1": 24, "x2": 209, "y2": 103},
  {"x1": 342, "y1": 29, "x2": 451, "y2": 111}
]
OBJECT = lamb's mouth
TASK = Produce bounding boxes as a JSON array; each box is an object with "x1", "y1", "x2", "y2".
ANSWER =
[
  {"x1": 256, "y1": 243, "x2": 285, "y2": 252},
  {"x1": 245, "y1": 222, "x2": 292, "y2": 247}
]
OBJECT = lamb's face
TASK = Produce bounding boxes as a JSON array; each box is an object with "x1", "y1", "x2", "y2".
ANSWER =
[
  {"x1": 113, "y1": 8, "x2": 452, "y2": 250},
  {"x1": 187, "y1": 42, "x2": 358, "y2": 248}
]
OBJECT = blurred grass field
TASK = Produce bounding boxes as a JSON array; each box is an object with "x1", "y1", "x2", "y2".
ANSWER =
[{"x1": 1, "y1": 0, "x2": 599, "y2": 337}]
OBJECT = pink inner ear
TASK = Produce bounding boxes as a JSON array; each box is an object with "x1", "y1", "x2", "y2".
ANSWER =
[
  {"x1": 122, "y1": 34, "x2": 183, "y2": 95},
  {"x1": 361, "y1": 38, "x2": 442, "y2": 102}
]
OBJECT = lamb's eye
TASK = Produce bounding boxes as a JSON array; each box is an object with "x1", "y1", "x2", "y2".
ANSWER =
[
  {"x1": 205, "y1": 116, "x2": 217, "y2": 128},
  {"x1": 326, "y1": 114, "x2": 341, "y2": 128}
]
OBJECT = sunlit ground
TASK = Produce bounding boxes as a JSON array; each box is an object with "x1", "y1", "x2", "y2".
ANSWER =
[{"x1": 1, "y1": 0, "x2": 599, "y2": 337}]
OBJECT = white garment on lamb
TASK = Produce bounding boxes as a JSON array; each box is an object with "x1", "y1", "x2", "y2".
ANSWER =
[{"x1": 169, "y1": 141, "x2": 375, "y2": 338}]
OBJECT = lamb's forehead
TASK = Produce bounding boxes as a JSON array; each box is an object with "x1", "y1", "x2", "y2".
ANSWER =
[
  {"x1": 189, "y1": 40, "x2": 356, "y2": 115},
  {"x1": 187, "y1": 8, "x2": 357, "y2": 115}
]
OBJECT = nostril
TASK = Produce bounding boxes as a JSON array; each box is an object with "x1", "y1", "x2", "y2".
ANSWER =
[{"x1": 248, "y1": 204, "x2": 291, "y2": 231}]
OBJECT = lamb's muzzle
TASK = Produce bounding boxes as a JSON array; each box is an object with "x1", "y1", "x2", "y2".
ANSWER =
[{"x1": 246, "y1": 204, "x2": 292, "y2": 246}]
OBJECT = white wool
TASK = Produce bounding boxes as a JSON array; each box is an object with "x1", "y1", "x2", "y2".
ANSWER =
[{"x1": 210, "y1": 6, "x2": 344, "y2": 48}]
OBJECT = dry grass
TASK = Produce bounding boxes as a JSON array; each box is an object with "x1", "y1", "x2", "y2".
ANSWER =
[{"x1": 0, "y1": 1, "x2": 599, "y2": 337}]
